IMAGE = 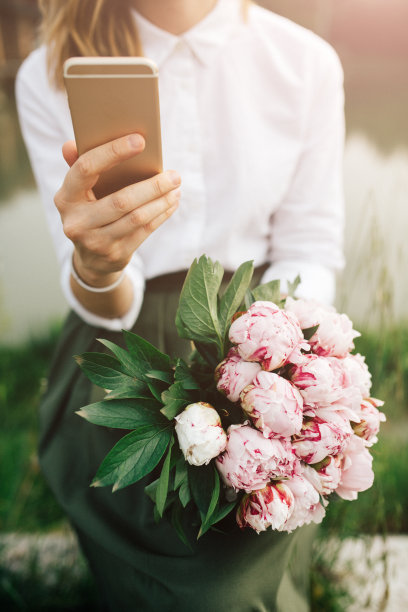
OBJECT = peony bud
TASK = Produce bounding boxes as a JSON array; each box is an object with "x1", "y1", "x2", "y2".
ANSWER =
[
  {"x1": 236, "y1": 483, "x2": 294, "y2": 532},
  {"x1": 215, "y1": 347, "x2": 261, "y2": 403},
  {"x1": 175, "y1": 402, "x2": 227, "y2": 466}
]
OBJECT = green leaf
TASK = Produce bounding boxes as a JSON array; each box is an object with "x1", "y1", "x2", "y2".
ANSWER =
[
  {"x1": 210, "y1": 501, "x2": 237, "y2": 525},
  {"x1": 171, "y1": 501, "x2": 192, "y2": 550},
  {"x1": 174, "y1": 457, "x2": 191, "y2": 507},
  {"x1": 188, "y1": 463, "x2": 214, "y2": 516},
  {"x1": 97, "y1": 338, "x2": 144, "y2": 378},
  {"x1": 174, "y1": 359, "x2": 200, "y2": 390},
  {"x1": 179, "y1": 480, "x2": 191, "y2": 508},
  {"x1": 197, "y1": 467, "x2": 221, "y2": 538},
  {"x1": 160, "y1": 382, "x2": 191, "y2": 420},
  {"x1": 174, "y1": 456, "x2": 188, "y2": 490},
  {"x1": 244, "y1": 289, "x2": 255, "y2": 309},
  {"x1": 175, "y1": 308, "x2": 189, "y2": 340},
  {"x1": 251, "y1": 279, "x2": 281, "y2": 304},
  {"x1": 302, "y1": 324, "x2": 319, "y2": 341},
  {"x1": 75, "y1": 352, "x2": 140, "y2": 390},
  {"x1": 156, "y1": 437, "x2": 175, "y2": 517},
  {"x1": 103, "y1": 385, "x2": 149, "y2": 400},
  {"x1": 91, "y1": 426, "x2": 171, "y2": 490},
  {"x1": 218, "y1": 261, "x2": 254, "y2": 345},
  {"x1": 147, "y1": 380, "x2": 165, "y2": 404},
  {"x1": 193, "y1": 341, "x2": 220, "y2": 370},
  {"x1": 287, "y1": 275, "x2": 301, "y2": 298},
  {"x1": 76, "y1": 398, "x2": 165, "y2": 429},
  {"x1": 176, "y1": 255, "x2": 224, "y2": 349},
  {"x1": 123, "y1": 331, "x2": 171, "y2": 375},
  {"x1": 146, "y1": 370, "x2": 173, "y2": 384},
  {"x1": 144, "y1": 477, "x2": 159, "y2": 503}
]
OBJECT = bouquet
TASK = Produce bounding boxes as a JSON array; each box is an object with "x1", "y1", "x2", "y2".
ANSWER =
[{"x1": 76, "y1": 256, "x2": 385, "y2": 542}]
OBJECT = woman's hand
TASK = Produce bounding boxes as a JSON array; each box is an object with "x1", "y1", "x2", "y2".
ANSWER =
[{"x1": 55, "y1": 133, "x2": 181, "y2": 288}]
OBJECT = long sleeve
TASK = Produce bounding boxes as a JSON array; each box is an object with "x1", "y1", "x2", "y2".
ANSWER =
[
  {"x1": 15, "y1": 47, "x2": 145, "y2": 330},
  {"x1": 262, "y1": 46, "x2": 345, "y2": 304}
]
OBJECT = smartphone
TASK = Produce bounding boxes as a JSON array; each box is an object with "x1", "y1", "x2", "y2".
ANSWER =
[{"x1": 64, "y1": 57, "x2": 162, "y2": 199}]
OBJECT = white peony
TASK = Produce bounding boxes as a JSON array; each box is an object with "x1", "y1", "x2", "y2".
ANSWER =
[{"x1": 174, "y1": 402, "x2": 227, "y2": 466}]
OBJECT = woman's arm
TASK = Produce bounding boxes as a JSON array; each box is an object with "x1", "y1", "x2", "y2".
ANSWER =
[
  {"x1": 15, "y1": 48, "x2": 180, "y2": 327},
  {"x1": 58, "y1": 136, "x2": 180, "y2": 319}
]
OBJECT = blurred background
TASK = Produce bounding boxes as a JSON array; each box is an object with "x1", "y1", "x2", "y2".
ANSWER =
[{"x1": 0, "y1": 1, "x2": 407, "y2": 610}]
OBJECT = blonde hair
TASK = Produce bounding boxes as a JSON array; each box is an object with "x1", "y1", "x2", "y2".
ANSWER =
[
  {"x1": 39, "y1": 0, "x2": 143, "y2": 89},
  {"x1": 39, "y1": 0, "x2": 251, "y2": 89}
]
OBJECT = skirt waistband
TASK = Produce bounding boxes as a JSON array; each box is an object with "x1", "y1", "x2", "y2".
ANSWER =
[{"x1": 145, "y1": 263, "x2": 269, "y2": 293}]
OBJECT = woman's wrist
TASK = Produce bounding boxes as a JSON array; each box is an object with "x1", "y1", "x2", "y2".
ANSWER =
[{"x1": 71, "y1": 251, "x2": 125, "y2": 291}]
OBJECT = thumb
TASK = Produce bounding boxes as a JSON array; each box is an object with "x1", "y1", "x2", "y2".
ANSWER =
[{"x1": 62, "y1": 140, "x2": 79, "y2": 167}]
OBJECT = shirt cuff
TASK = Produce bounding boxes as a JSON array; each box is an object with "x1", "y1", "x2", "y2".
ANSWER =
[
  {"x1": 60, "y1": 255, "x2": 145, "y2": 331},
  {"x1": 261, "y1": 261, "x2": 336, "y2": 305}
]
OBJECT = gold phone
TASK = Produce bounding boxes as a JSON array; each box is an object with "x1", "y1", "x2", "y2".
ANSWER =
[{"x1": 64, "y1": 57, "x2": 162, "y2": 199}]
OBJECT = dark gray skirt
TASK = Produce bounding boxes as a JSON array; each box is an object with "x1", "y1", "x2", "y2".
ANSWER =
[{"x1": 39, "y1": 278, "x2": 315, "y2": 612}]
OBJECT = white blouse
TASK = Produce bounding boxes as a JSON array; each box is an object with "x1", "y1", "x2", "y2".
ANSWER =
[{"x1": 16, "y1": 0, "x2": 345, "y2": 331}]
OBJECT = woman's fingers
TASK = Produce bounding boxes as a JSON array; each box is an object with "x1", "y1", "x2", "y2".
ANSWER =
[
  {"x1": 101, "y1": 186, "x2": 181, "y2": 242},
  {"x1": 72, "y1": 195, "x2": 180, "y2": 275},
  {"x1": 86, "y1": 169, "x2": 181, "y2": 228},
  {"x1": 60, "y1": 133, "x2": 146, "y2": 201}
]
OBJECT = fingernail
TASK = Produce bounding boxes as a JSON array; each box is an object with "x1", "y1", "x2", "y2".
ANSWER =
[
  {"x1": 167, "y1": 170, "x2": 181, "y2": 186},
  {"x1": 128, "y1": 134, "x2": 144, "y2": 149}
]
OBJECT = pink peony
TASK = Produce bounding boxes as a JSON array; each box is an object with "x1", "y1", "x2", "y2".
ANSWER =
[
  {"x1": 339, "y1": 353, "x2": 372, "y2": 398},
  {"x1": 216, "y1": 423, "x2": 298, "y2": 492},
  {"x1": 352, "y1": 398, "x2": 386, "y2": 446},
  {"x1": 174, "y1": 402, "x2": 227, "y2": 466},
  {"x1": 281, "y1": 475, "x2": 326, "y2": 532},
  {"x1": 302, "y1": 456, "x2": 342, "y2": 496},
  {"x1": 240, "y1": 371, "x2": 304, "y2": 438},
  {"x1": 290, "y1": 354, "x2": 348, "y2": 408},
  {"x1": 215, "y1": 347, "x2": 261, "y2": 403},
  {"x1": 336, "y1": 435, "x2": 374, "y2": 500},
  {"x1": 292, "y1": 416, "x2": 351, "y2": 464},
  {"x1": 284, "y1": 297, "x2": 322, "y2": 330},
  {"x1": 229, "y1": 301, "x2": 308, "y2": 371},
  {"x1": 236, "y1": 483, "x2": 294, "y2": 532},
  {"x1": 285, "y1": 297, "x2": 360, "y2": 358},
  {"x1": 322, "y1": 357, "x2": 365, "y2": 420}
]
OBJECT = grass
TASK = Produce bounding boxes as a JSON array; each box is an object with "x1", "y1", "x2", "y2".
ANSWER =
[
  {"x1": 0, "y1": 323, "x2": 407, "y2": 610},
  {"x1": 0, "y1": 324, "x2": 65, "y2": 532}
]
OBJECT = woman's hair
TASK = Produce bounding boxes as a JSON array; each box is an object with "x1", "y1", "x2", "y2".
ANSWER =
[
  {"x1": 39, "y1": 0, "x2": 143, "y2": 89},
  {"x1": 39, "y1": 0, "x2": 251, "y2": 89}
]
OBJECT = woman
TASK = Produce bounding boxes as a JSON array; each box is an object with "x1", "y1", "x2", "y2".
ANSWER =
[{"x1": 16, "y1": 0, "x2": 345, "y2": 609}]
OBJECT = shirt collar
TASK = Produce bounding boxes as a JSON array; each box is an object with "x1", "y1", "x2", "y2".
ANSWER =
[{"x1": 131, "y1": 0, "x2": 244, "y2": 68}]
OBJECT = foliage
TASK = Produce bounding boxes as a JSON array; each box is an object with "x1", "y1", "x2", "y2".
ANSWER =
[
  {"x1": 0, "y1": 324, "x2": 65, "y2": 531},
  {"x1": 76, "y1": 256, "x2": 286, "y2": 543}
]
